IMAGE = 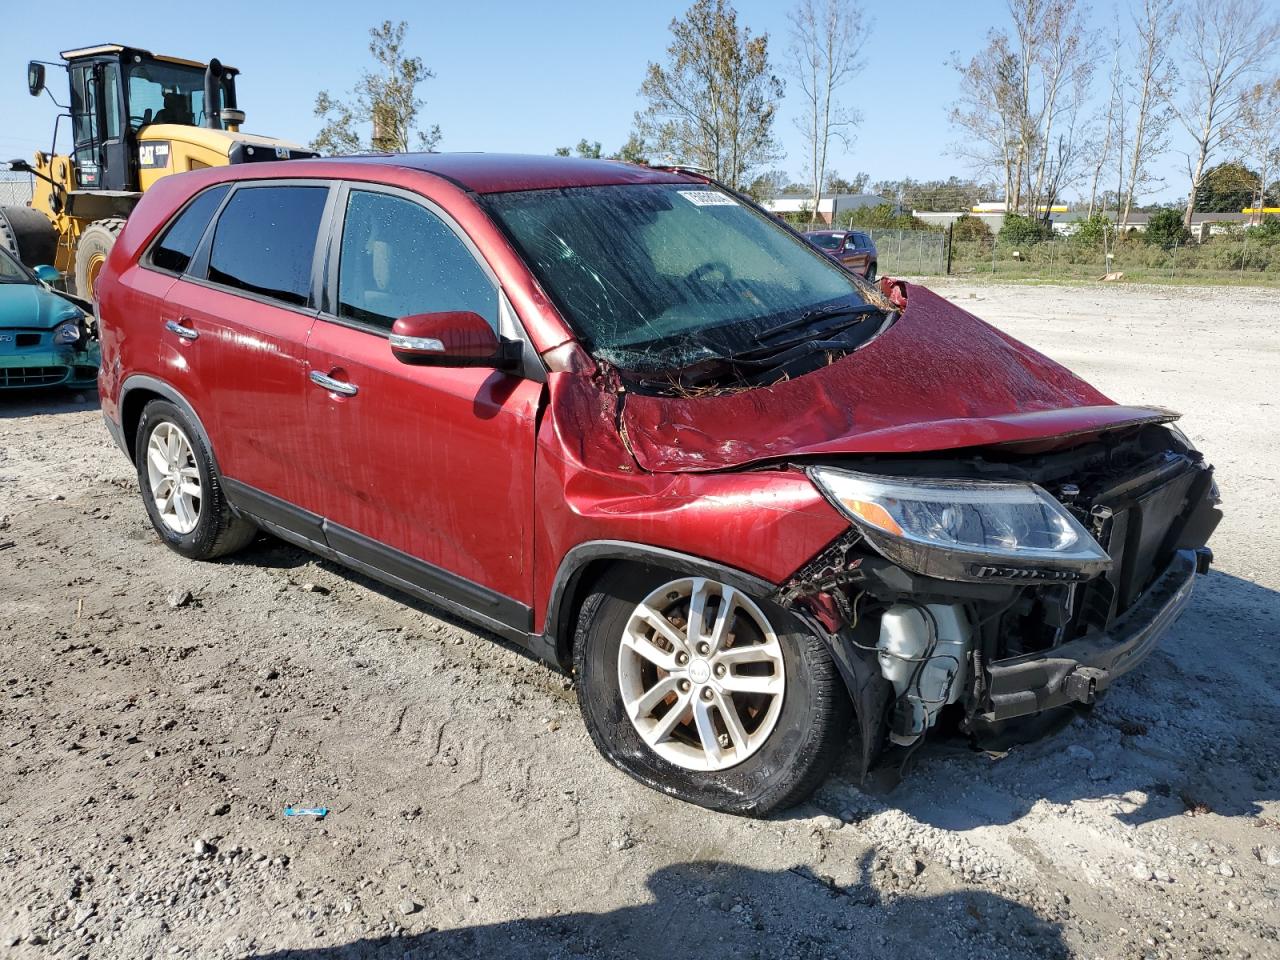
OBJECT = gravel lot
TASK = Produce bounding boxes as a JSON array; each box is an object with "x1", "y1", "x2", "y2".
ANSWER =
[{"x1": 1, "y1": 279, "x2": 1277, "y2": 960}]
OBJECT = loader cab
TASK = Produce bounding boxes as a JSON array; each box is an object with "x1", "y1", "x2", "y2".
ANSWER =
[{"x1": 33, "y1": 45, "x2": 240, "y2": 194}]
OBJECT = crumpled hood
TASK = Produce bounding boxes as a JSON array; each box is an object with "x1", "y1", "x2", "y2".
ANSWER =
[
  {"x1": 620, "y1": 282, "x2": 1175, "y2": 473},
  {"x1": 0, "y1": 283, "x2": 82, "y2": 331}
]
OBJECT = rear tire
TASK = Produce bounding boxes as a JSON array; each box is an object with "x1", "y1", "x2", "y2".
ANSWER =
[
  {"x1": 134, "y1": 400, "x2": 257, "y2": 561},
  {"x1": 865, "y1": 261, "x2": 877, "y2": 282},
  {"x1": 74, "y1": 218, "x2": 125, "y2": 299},
  {"x1": 574, "y1": 564, "x2": 850, "y2": 815}
]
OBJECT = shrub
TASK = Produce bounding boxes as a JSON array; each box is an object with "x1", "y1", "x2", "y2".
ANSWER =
[
  {"x1": 1145, "y1": 208, "x2": 1191, "y2": 249},
  {"x1": 1071, "y1": 212, "x2": 1112, "y2": 247},
  {"x1": 951, "y1": 213, "x2": 991, "y2": 241},
  {"x1": 998, "y1": 213, "x2": 1053, "y2": 246},
  {"x1": 1245, "y1": 215, "x2": 1280, "y2": 245}
]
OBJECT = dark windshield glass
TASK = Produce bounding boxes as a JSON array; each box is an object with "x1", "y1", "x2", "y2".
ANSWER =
[
  {"x1": 484, "y1": 183, "x2": 866, "y2": 373},
  {"x1": 128, "y1": 60, "x2": 219, "y2": 129},
  {"x1": 806, "y1": 233, "x2": 842, "y2": 251},
  {"x1": 0, "y1": 246, "x2": 32, "y2": 283}
]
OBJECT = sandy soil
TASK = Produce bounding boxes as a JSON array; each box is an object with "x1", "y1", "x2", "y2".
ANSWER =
[{"x1": 1, "y1": 279, "x2": 1278, "y2": 960}]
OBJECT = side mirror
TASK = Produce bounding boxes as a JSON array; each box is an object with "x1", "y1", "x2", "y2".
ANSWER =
[
  {"x1": 27, "y1": 62, "x2": 45, "y2": 98},
  {"x1": 389, "y1": 311, "x2": 521, "y2": 371},
  {"x1": 33, "y1": 265, "x2": 60, "y2": 284}
]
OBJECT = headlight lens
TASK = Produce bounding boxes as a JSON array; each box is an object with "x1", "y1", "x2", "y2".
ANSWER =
[
  {"x1": 809, "y1": 466, "x2": 1110, "y2": 576},
  {"x1": 53, "y1": 320, "x2": 82, "y2": 344}
]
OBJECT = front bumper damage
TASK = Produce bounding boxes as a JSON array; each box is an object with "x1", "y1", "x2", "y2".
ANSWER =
[
  {"x1": 982, "y1": 548, "x2": 1199, "y2": 721},
  {"x1": 773, "y1": 428, "x2": 1221, "y2": 779}
]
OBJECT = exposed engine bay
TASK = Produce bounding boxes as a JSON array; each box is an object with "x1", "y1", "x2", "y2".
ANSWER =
[{"x1": 777, "y1": 421, "x2": 1222, "y2": 770}]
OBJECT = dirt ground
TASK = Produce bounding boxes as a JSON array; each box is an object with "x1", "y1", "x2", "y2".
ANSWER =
[{"x1": 1, "y1": 279, "x2": 1278, "y2": 960}]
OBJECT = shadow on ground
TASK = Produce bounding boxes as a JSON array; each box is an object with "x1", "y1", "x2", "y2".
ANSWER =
[
  {"x1": 868, "y1": 568, "x2": 1280, "y2": 831},
  {"x1": 248, "y1": 857, "x2": 1069, "y2": 960},
  {"x1": 0, "y1": 386, "x2": 98, "y2": 419}
]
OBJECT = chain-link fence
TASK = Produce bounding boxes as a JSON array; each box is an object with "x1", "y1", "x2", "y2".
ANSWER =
[
  {"x1": 863, "y1": 228, "x2": 947, "y2": 275},
  {"x1": 0, "y1": 174, "x2": 34, "y2": 207}
]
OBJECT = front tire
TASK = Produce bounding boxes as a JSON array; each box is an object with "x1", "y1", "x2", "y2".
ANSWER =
[
  {"x1": 74, "y1": 218, "x2": 125, "y2": 299},
  {"x1": 574, "y1": 564, "x2": 850, "y2": 815},
  {"x1": 134, "y1": 400, "x2": 257, "y2": 560}
]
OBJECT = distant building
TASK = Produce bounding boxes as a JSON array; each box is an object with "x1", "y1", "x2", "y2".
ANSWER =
[{"x1": 763, "y1": 192, "x2": 893, "y2": 225}]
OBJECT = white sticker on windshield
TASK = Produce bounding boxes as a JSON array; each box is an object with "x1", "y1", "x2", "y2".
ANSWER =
[{"x1": 678, "y1": 190, "x2": 738, "y2": 207}]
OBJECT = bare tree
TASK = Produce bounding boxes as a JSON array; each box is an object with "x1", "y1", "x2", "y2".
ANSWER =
[
  {"x1": 1176, "y1": 0, "x2": 1280, "y2": 226},
  {"x1": 312, "y1": 21, "x2": 441, "y2": 155},
  {"x1": 950, "y1": 33, "x2": 1023, "y2": 211},
  {"x1": 787, "y1": 0, "x2": 872, "y2": 226},
  {"x1": 1233, "y1": 77, "x2": 1280, "y2": 223},
  {"x1": 950, "y1": 0, "x2": 1096, "y2": 219},
  {"x1": 1087, "y1": 22, "x2": 1125, "y2": 216},
  {"x1": 636, "y1": 0, "x2": 784, "y2": 190},
  {"x1": 1120, "y1": 0, "x2": 1179, "y2": 226}
]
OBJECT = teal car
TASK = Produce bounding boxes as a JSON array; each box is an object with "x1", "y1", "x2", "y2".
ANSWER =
[{"x1": 0, "y1": 245, "x2": 99, "y2": 389}]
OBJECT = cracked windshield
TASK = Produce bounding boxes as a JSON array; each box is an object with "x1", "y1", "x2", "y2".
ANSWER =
[{"x1": 484, "y1": 183, "x2": 878, "y2": 378}]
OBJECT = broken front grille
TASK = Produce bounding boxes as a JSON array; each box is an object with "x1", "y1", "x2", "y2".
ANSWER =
[{"x1": 1070, "y1": 454, "x2": 1202, "y2": 633}]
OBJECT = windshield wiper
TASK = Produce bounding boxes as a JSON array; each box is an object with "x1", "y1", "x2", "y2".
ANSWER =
[{"x1": 753, "y1": 302, "x2": 881, "y2": 344}]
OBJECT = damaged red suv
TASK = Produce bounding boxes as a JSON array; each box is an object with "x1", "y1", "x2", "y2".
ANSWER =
[{"x1": 97, "y1": 154, "x2": 1220, "y2": 815}]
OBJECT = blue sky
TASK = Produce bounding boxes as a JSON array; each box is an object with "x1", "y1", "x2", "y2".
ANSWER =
[{"x1": 1, "y1": 0, "x2": 1189, "y2": 203}]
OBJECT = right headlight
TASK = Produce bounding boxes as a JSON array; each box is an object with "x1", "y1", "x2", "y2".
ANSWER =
[{"x1": 809, "y1": 466, "x2": 1111, "y2": 582}]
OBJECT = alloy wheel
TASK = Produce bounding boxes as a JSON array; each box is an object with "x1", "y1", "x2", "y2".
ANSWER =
[
  {"x1": 145, "y1": 422, "x2": 202, "y2": 535},
  {"x1": 617, "y1": 577, "x2": 786, "y2": 772}
]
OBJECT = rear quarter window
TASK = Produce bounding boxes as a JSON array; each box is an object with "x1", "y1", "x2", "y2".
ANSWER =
[
  {"x1": 206, "y1": 185, "x2": 328, "y2": 306},
  {"x1": 149, "y1": 184, "x2": 229, "y2": 274}
]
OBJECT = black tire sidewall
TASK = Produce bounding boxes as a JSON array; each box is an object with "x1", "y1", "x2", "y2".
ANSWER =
[
  {"x1": 575, "y1": 565, "x2": 847, "y2": 814},
  {"x1": 134, "y1": 401, "x2": 223, "y2": 560}
]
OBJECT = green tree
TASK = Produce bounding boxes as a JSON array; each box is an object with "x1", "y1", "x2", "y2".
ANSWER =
[
  {"x1": 1195, "y1": 161, "x2": 1260, "y2": 212},
  {"x1": 611, "y1": 133, "x2": 650, "y2": 165},
  {"x1": 825, "y1": 170, "x2": 870, "y2": 194},
  {"x1": 636, "y1": 0, "x2": 784, "y2": 190},
  {"x1": 312, "y1": 21, "x2": 441, "y2": 155},
  {"x1": 554, "y1": 139, "x2": 603, "y2": 158},
  {"x1": 744, "y1": 168, "x2": 788, "y2": 203},
  {"x1": 1145, "y1": 207, "x2": 1191, "y2": 248}
]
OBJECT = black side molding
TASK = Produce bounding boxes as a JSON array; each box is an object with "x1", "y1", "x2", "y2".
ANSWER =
[{"x1": 221, "y1": 477, "x2": 539, "y2": 652}]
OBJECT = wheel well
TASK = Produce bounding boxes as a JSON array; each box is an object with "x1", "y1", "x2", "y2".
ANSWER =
[
  {"x1": 548, "y1": 548, "x2": 777, "y2": 670},
  {"x1": 119, "y1": 388, "x2": 165, "y2": 462},
  {"x1": 553, "y1": 558, "x2": 623, "y2": 670}
]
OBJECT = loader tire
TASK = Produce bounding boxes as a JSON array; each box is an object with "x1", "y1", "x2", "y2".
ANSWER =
[
  {"x1": 0, "y1": 205, "x2": 58, "y2": 267},
  {"x1": 74, "y1": 218, "x2": 126, "y2": 299}
]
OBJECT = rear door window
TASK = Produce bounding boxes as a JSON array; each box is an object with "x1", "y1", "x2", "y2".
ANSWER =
[
  {"x1": 206, "y1": 185, "x2": 328, "y2": 306},
  {"x1": 150, "y1": 184, "x2": 229, "y2": 274},
  {"x1": 335, "y1": 189, "x2": 498, "y2": 331}
]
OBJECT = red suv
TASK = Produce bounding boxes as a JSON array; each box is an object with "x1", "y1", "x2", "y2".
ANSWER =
[{"x1": 97, "y1": 154, "x2": 1220, "y2": 815}]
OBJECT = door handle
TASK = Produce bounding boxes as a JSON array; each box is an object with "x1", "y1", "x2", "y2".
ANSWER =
[
  {"x1": 164, "y1": 319, "x2": 198, "y2": 341},
  {"x1": 309, "y1": 370, "x2": 358, "y2": 396}
]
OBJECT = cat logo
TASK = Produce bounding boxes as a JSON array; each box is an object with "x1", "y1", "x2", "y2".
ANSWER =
[{"x1": 138, "y1": 142, "x2": 171, "y2": 170}]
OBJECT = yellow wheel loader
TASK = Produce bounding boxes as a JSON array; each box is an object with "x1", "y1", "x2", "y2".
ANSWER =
[{"x1": 2, "y1": 44, "x2": 316, "y2": 298}]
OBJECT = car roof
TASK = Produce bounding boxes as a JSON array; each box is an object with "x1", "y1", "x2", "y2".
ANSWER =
[
  {"x1": 804, "y1": 230, "x2": 846, "y2": 237},
  {"x1": 317, "y1": 152, "x2": 702, "y2": 194}
]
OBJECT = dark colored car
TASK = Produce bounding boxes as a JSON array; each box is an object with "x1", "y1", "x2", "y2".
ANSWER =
[
  {"x1": 96, "y1": 154, "x2": 1220, "y2": 815},
  {"x1": 0, "y1": 246, "x2": 98, "y2": 389},
  {"x1": 804, "y1": 229, "x2": 877, "y2": 279}
]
